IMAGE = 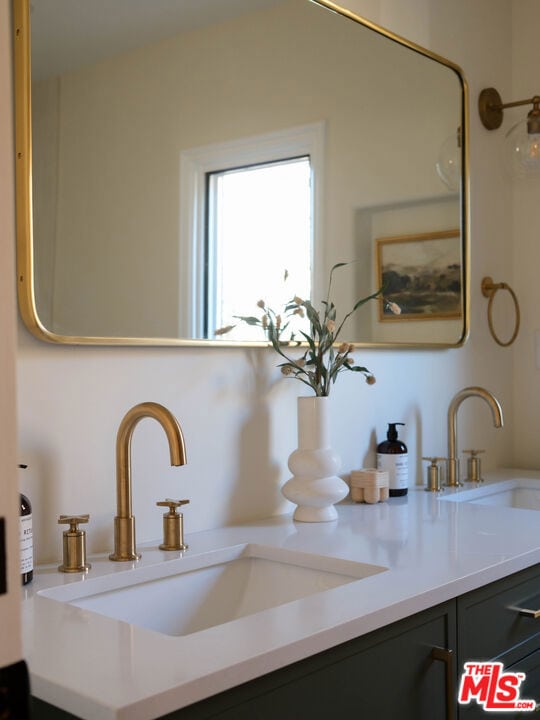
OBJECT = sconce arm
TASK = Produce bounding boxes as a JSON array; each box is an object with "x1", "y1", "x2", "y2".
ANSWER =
[{"x1": 479, "y1": 87, "x2": 540, "y2": 130}]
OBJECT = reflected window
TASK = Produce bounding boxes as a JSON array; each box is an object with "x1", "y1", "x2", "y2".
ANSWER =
[{"x1": 207, "y1": 157, "x2": 312, "y2": 340}]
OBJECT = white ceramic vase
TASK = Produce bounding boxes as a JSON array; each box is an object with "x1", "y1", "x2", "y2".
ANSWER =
[{"x1": 282, "y1": 396, "x2": 348, "y2": 522}]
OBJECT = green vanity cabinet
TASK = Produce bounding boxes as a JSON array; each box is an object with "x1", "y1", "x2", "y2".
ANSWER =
[{"x1": 457, "y1": 563, "x2": 540, "y2": 719}]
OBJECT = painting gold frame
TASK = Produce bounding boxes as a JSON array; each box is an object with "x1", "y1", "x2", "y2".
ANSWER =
[{"x1": 376, "y1": 230, "x2": 462, "y2": 322}]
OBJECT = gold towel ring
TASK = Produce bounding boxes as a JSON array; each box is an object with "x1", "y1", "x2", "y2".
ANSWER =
[{"x1": 481, "y1": 276, "x2": 520, "y2": 347}]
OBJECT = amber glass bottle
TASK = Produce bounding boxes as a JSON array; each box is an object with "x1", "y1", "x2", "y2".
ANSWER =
[
  {"x1": 19, "y1": 465, "x2": 33, "y2": 585},
  {"x1": 376, "y1": 423, "x2": 409, "y2": 497}
]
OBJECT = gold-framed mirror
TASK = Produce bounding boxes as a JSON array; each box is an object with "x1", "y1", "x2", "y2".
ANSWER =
[{"x1": 13, "y1": 0, "x2": 469, "y2": 347}]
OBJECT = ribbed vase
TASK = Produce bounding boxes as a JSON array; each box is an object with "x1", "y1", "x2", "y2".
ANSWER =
[{"x1": 281, "y1": 396, "x2": 348, "y2": 522}]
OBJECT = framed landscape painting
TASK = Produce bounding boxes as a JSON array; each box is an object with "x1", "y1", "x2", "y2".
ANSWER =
[{"x1": 376, "y1": 230, "x2": 462, "y2": 321}]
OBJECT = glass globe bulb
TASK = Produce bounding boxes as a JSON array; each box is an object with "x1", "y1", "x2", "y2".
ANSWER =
[
  {"x1": 504, "y1": 119, "x2": 540, "y2": 178},
  {"x1": 436, "y1": 133, "x2": 461, "y2": 192}
]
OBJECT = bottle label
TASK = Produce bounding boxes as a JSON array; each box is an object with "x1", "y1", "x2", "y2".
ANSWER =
[
  {"x1": 377, "y1": 453, "x2": 408, "y2": 490},
  {"x1": 20, "y1": 514, "x2": 33, "y2": 574}
]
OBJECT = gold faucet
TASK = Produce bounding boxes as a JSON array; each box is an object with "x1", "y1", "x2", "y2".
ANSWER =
[
  {"x1": 110, "y1": 402, "x2": 187, "y2": 561},
  {"x1": 447, "y1": 386, "x2": 503, "y2": 487}
]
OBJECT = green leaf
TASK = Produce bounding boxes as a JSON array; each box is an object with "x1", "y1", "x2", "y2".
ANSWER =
[
  {"x1": 326, "y1": 262, "x2": 350, "y2": 303},
  {"x1": 330, "y1": 261, "x2": 349, "y2": 273},
  {"x1": 233, "y1": 315, "x2": 261, "y2": 326},
  {"x1": 302, "y1": 300, "x2": 322, "y2": 335},
  {"x1": 299, "y1": 330, "x2": 316, "y2": 352},
  {"x1": 327, "y1": 303, "x2": 336, "y2": 322},
  {"x1": 351, "y1": 287, "x2": 382, "y2": 313},
  {"x1": 346, "y1": 365, "x2": 370, "y2": 373}
]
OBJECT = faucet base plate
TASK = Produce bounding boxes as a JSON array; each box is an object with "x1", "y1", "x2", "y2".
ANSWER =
[
  {"x1": 159, "y1": 543, "x2": 188, "y2": 551},
  {"x1": 109, "y1": 552, "x2": 141, "y2": 562}
]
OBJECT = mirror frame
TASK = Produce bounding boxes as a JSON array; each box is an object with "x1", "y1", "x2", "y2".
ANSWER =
[{"x1": 13, "y1": 0, "x2": 470, "y2": 347}]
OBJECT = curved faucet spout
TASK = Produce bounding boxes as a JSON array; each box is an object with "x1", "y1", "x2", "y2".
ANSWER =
[
  {"x1": 447, "y1": 386, "x2": 503, "y2": 487},
  {"x1": 110, "y1": 402, "x2": 187, "y2": 561}
]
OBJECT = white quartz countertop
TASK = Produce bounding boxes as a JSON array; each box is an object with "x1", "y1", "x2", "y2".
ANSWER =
[{"x1": 23, "y1": 468, "x2": 540, "y2": 720}]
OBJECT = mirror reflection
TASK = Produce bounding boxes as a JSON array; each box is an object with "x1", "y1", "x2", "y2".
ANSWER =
[{"x1": 23, "y1": 0, "x2": 468, "y2": 345}]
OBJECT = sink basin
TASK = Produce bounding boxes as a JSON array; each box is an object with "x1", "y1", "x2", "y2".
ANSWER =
[
  {"x1": 441, "y1": 479, "x2": 540, "y2": 511},
  {"x1": 39, "y1": 544, "x2": 387, "y2": 637}
]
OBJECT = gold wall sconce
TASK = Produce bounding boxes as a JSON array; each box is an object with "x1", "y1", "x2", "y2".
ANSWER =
[
  {"x1": 479, "y1": 87, "x2": 540, "y2": 178},
  {"x1": 481, "y1": 276, "x2": 520, "y2": 347}
]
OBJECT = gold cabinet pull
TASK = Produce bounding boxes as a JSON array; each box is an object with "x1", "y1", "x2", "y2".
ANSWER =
[
  {"x1": 512, "y1": 605, "x2": 540, "y2": 619},
  {"x1": 432, "y1": 646, "x2": 455, "y2": 720}
]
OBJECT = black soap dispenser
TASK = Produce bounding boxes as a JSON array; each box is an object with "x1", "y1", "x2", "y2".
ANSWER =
[{"x1": 376, "y1": 423, "x2": 408, "y2": 497}]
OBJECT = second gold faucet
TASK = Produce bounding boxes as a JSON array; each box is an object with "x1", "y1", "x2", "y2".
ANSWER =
[
  {"x1": 110, "y1": 402, "x2": 187, "y2": 562},
  {"x1": 447, "y1": 386, "x2": 503, "y2": 487}
]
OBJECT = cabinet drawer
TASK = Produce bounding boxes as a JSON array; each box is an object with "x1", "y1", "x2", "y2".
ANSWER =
[
  {"x1": 507, "y1": 648, "x2": 540, "y2": 708},
  {"x1": 457, "y1": 649, "x2": 540, "y2": 720},
  {"x1": 458, "y1": 565, "x2": 540, "y2": 665}
]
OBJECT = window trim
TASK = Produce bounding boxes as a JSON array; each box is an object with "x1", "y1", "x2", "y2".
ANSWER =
[{"x1": 179, "y1": 122, "x2": 325, "y2": 338}]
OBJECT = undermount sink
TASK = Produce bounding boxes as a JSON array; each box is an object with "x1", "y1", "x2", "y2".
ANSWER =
[
  {"x1": 39, "y1": 544, "x2": 387, "y2": 637},
  {"x1": 441, "y1": 479, "x2": 540, "y2": 511}
]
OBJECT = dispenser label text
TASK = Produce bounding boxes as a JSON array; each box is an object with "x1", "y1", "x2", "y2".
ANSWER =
[
  {"x1": 376, "y1": 453, "x2": 408, "y2": 490},
  {"x1": 20, "y1": 514, "x2": 33, "y2": 573},
  {"x1": 458, "y1": 662, "x2": 536, "y2": 712}
]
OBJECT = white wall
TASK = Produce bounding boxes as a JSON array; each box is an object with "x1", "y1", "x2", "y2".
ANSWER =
[
  {"x1": 17, "y1": 0, "x2": 517, "y2": 565},
  {"x1": 511, "y1": 0, "x2": 540, "y2": 467},
  {"x1": 0, "y1": 0, "x2": 23, "y2": 667}
]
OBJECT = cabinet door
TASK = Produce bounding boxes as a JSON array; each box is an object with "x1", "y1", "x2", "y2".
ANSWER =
[{"x1": 169, "y1": 600, "x2": 457, "y2": 720}]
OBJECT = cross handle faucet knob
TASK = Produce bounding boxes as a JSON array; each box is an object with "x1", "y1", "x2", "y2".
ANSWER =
[
  {"x1": 58, "y1": 514, "x2": 90, "y2": 533},
  {"x1": 57, "y1": 514, "x2": 91, "y2": 573},
  {"x1": 156, "y1": 499, "x2": 189, "y2": 551},
  {"x1": 156, "y1": 499, "x2": 190, "y2": 514}
]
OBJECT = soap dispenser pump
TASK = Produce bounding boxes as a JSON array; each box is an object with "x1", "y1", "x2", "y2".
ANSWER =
[{"x1": 376, "y1": 423, "x2": 408, "y2": 497}]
